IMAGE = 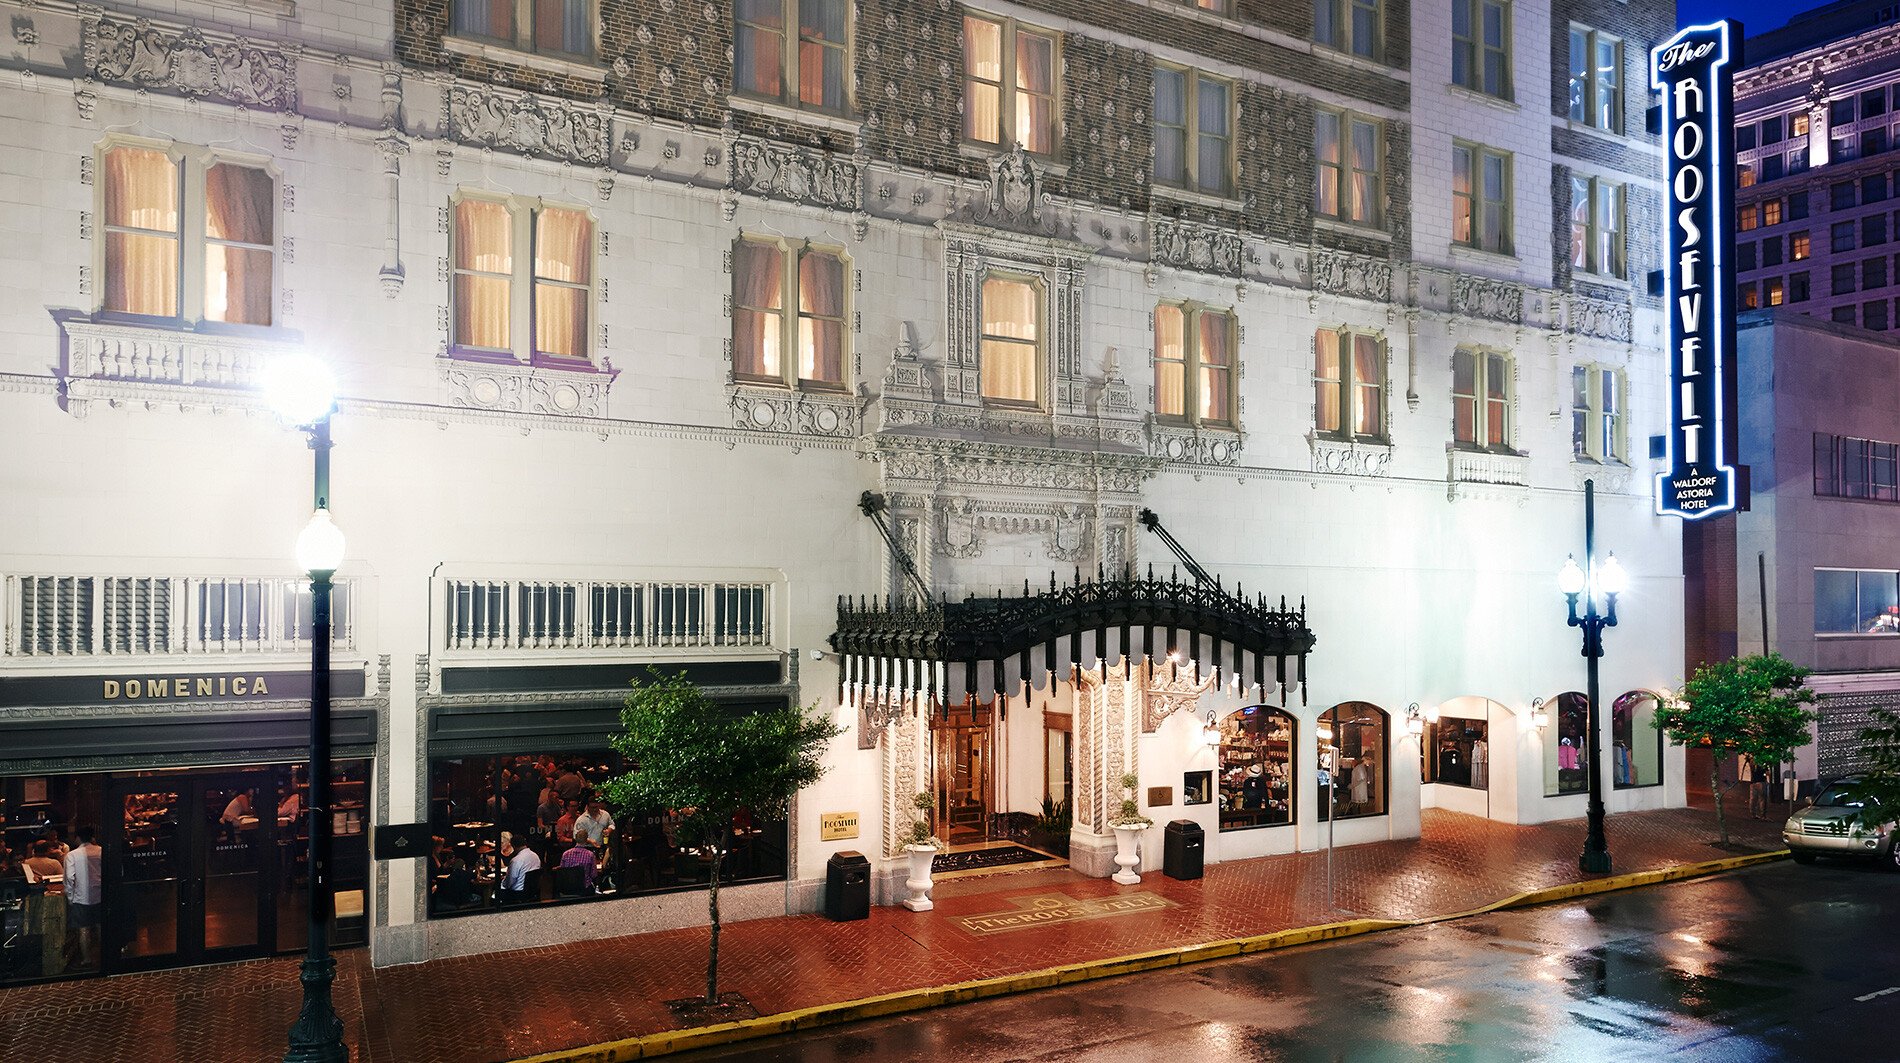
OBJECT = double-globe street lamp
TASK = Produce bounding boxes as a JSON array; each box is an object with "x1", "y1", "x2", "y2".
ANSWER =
[
  {"x1": 263, "y1": 354, "x2": 351, "y2": 1063},
  {"x1": 1557, "y1": 477, "x2": 1627, "y2": 875}
]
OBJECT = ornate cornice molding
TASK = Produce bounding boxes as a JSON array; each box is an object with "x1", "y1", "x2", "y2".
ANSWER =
[
  {"x1": 1308, "y1": 435, "x2": 1392, "y2": 477},
  {"x1": 728, "y1": 385, "x2": 858, "y2": 437},
  {"x1": 440, "y1": 355, "x2": 617, "y2": 419},
  {"x1": 867, "y1": 434, "x2": 1162, "y2": 496},
  {"x1": 448, "y1": 84, "x2": 609, "y2": 165}
]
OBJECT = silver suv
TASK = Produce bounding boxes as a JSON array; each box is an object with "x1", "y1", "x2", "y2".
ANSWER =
[{"x1": 1783, "y1": 777, "x2": 1898, "y2": 870}]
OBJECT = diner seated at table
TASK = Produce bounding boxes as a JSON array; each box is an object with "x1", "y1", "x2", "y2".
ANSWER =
[
  {"x1": 557, "y1": 840, "x2": 597, "y2": 893},
  {"x1": 433, "y1": 851, "x2": 480, "y2": 909}
]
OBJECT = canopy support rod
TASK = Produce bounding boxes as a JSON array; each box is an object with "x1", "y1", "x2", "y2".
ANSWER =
[
  {"x1": 859, "y1": 492, "x2": 933, "y2": 603},
  {"x1": 1137, "y1": 508, "x2": 1215, "y2": 587}
]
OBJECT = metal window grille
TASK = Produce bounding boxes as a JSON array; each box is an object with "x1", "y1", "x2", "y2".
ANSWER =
[
  {"x1": 6, "y1": 575, "x2": 354, "y2": 657},
  {"x1": 442, "y1": 578, "x2": 773, "y2": 651}
]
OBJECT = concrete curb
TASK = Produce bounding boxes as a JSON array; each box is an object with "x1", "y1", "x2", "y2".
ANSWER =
[{"x1": 510, "y1": 849, "x2": 1789, "y2": 1063}]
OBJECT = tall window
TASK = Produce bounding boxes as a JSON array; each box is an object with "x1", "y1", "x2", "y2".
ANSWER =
[
  {"x1": 1154, "y1": 303, "x2": 1235, "y2": 426},
  {"x1": 1572, "y1": 364, "x2": 1624, "y2": 462},
  {"x1": 1815, "y1": 569, "x2": 1900, "y2": 634},
  {"x1": 980, "y1": 274, "x2": 1041, "y2": 405},
  {"x1": 1814, "y1": 432, "x2": 1900, "y2": 501},
  {"x1": 1314, "y1": 0, "x2": 1380, "y2": 59},
  {"x1": 452, "y1": 196, "x2": 593, "y2": 362},
  {"x1": 1154, "y1": 67, "x2": 1233, "y2": 196},
  {"x1": 1567, "y1": 26, "x2": 1622, "y2": 131},
  {"x1": 735, "y1": 0, "x2": 849, "y2": 113},
  {"x1": 1544, "y1": 692, "x2": 1590, "y2": 796},
  {"x1": 103, "y1": 144, "x2": 276, "y2": 327},
  {"x1": 1452, "y1": 348, "x2": 1512, "y2": 450},
  {"x1": 732, "y1": 237, "x2": 847, "y2": 389},
  {"x1": 1318, "y1": 702, "x2": 1388, "y2": 821},
  {"x1": 1453, "y1": 0, "x2": 1511, "y2": 99},
  {"x1": 1570, "y1": 176, "x2": 1625, "y2": 278},
  {"x1": 1611, "y1": 692, "x2": 1662, "y2": 789},
  {"x1": 451, "y1": 0, "x2": 592, "y2": 58},
  {"x1": 1453, "y1": 143, "x2": 1512, "y2": 254},
  {"x1": 1315, "y1": 109, "x2": 1382, "y2": 226},
  {"x1": 1215, "y1": 706, "x2": 1296, "y2": 832},
  {"x1": 1314, "y1": 328, "x2": 1385, "y2": 440},
  {"x1": 964, "y1": 16, "x2": 1057, "y2": 154}
]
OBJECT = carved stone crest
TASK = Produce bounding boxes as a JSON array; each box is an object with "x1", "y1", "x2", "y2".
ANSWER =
[
  {"x1": 449, "y1": 87, "x2": 608, "y2": 165},
  {"x1": 1568, "y1": 297, "x2": 1633, "y2": 342},
  {"x1": 979, "y1": 143, "x2": 1049, "y2": 229},
  {"x1": 86, "y1": 18, "x2": 296, "y2": 110},
  {"x1": 1310, "y1": 249, "x2": 1393, "y2": 302},
  {"x1": 939, "y1": 496, "x2": 985, "y2": 558},
  {"x1": 1150, "y1": 217, "x2": 1244, "y2": 276},
  {"x1": 729, "y1": 138, "x2": 861, "y2": 210},
  {"x1": 1452, "y1": 275, "x2": 1525, "y2": 324}
]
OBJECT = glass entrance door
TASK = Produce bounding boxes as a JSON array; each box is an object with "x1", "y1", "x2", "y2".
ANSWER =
[{"x1": 934, "y1": 703, "x2": 994, "y2": 847}]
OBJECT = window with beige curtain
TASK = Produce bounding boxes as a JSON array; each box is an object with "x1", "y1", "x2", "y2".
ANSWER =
[
  {"x1": 534, "y1": 207, "x2": 591, "y2": 359},
  {"x1": 963, "y1": 16, "x2": 1057, "y2": 154},
  {"x1": 735, "y1": 0, "x2": 847, "y2": 112},
  {"x1": 104, "y1": 146, "x2": 181, "y2": 318},
  {"x1": 733, "y1": 240, "x2": 784, "y2": 380},
  {"x1": 452, "y1": 196, "x2": 593, "y2": 361},
  {"x1": 1452, "y1": 348, "x2": 1512, "y2": 450},
  {"x1": 980, "y1": 275, "x2": 1040, "y2": 405},
  {"x1": 797, "y1": 249, "x2": 845, "y2": 385},
  {"x1": 1155, "y1": 302, "x2": 1235, "y2": 425},
  {"x1": 1314, "y1": 327, "x2": 1385, "y2": 440},
  {"x1": 732, "y1": 238, "x2": 848, "y2": 388},
  {"x1": 454, "y1": 199, "x2": 513, "y2": 352},
  {"x1": 204, "y1": 163, "x2": 274, "y2": 326}
]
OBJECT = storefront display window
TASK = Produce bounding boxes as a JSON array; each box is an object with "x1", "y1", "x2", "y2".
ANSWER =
[
  {"x1": 1612, "y1": 691, "x2": 1663, "y2": 789},
  {"x1": 1216, "y1": 706, "x2": 1295, "y2": 831},
  {"x1": 1319, "y1": 702, "x2": 1388, "y2": 820},
  {"x1": 1428, "y1": 716, "x2": 1489, "y2": 789},
  {"x1": 1545, "y1": 691, "x2": 1589, "y2": 796},
  {"x1": 425, "y1": 750, "x2": 788, "y2": 917}
]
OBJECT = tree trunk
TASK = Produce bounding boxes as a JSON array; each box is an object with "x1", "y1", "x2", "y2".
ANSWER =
[
  {"x1": 1712, "y1": 751, "x2": 1728, "y2": 846},
  {"x1": 704, "y1": 827, "x2": 727, "y2": 1005}
]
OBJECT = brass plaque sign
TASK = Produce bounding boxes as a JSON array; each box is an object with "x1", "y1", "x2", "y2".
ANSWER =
[{"x1": 819, "y1": 811, "x2": 859, "y2": 841}]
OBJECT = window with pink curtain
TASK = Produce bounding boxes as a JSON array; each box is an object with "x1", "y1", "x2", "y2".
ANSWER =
[
  {"x1": 736, "y1": 0, "x2": 786, "y2": 99},
  {"x1": 733, "y1": 240, "x2": 785, "y2": 380},
  {"x1": 797, "y1": 0, "x2": 847, "y2": 112},
  {"x1": 1198, "y1": 310, "x2": 1232, "y2": 425},
  {"x1": 797, "y1": 249, "x2": 845, "y2": 385},
  {"x1": 454, "y1": 199, "x2": 513, "y2": 352},
  {"x1": 534, "y1": 207, "x2": 591, "y2": 360},
  {"x1": 1154, "y1": 305, "x2": 1186, "y2": 418},
  {"x1": 104, "y1": 147, "x2": 181, "y2": 318},
  {"x1": 204, "y1": 163, "x2": 274, "y2": 326},
  {"x1": 980, "y1": 275, "x2": 1040, "y2": 404},
  {"x1": 1015, "y1": 29, "x2": 1056, "y2": 153},
  {"x1": 1352, "y1": 333, "x2": 1383, "y2": 438}
]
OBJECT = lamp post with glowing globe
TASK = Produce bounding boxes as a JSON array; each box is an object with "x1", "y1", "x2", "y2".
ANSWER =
[{"x1": 1558, "y1": 478, "x2": 1627, "y2": 875}]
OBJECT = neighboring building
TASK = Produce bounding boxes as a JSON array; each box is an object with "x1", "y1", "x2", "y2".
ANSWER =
[{"x1": 0, "y1": 0, "x2": 1682, "y2": 985}]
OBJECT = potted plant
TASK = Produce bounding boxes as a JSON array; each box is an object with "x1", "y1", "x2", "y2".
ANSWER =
[
  {"x1": 1027, "y1": 795, "x2": 1072, "y2": 857},
  {"x1": 902, "y1": 790, "x2": 943, "y2": 911},
  {"x1": 1109, "y1": 772, "x2": 1151, "y2": 885}
]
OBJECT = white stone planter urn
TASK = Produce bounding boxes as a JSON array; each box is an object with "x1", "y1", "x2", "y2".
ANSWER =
[
  {"x1": 1111, "y1": 824, "x2": 1146, "y2": 885},
  {"x1": 902, "y1": 844, "x2": 938, "y2": 911}
]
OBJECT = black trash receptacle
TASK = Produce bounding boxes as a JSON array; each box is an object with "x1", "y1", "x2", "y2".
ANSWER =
[
  {"x1": 825, "y1": 850, "x2": 871, "y2": 921},
  {"x1": 1163, "y1": 819, "x2": 1204, "y2": 880}
]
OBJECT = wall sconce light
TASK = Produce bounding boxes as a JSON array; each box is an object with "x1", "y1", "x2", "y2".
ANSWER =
[
  {"x1": 1405, "y1": 702, "x2": 1424, "y2": 737},
  {"x1": 1316, "y1": 717, "x2": 1335, "y2": 743},
  {"x1": 1530, "y1": 696, "x2": 1550, "y2": 729},
  {"x1": 1202, "y1": 710, "x2": 1222, "y2": 747}
]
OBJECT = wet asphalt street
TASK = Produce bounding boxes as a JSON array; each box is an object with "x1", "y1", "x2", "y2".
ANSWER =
[{"x1": 683, "y1": 860, "x2": 1900, "y2": 1063}]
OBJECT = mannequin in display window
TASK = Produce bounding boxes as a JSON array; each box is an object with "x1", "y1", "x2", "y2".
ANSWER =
[
  {"x1": 1351, "y1": 756, "x2": 1373, "y2": 809},
  {"x1": 1559, "y1": 737, "x2": 1579, "y2": 771},
  {"x1": 1241, "y1": 764, "x2": 1267, "y2": 810},
  {"x1": 1470, "y1": 737, "x2": 1488, "y2": 788}
]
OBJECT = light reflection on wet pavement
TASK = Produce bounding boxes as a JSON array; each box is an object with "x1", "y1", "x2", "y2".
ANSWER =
[{"x1": 686, "y1": 860, "x2": 1900, "y2": 1062}]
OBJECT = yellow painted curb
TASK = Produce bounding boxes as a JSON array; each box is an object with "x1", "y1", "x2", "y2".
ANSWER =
[{"x1": 511, "y1": 850, "x2": 1788, "y2": 1063}]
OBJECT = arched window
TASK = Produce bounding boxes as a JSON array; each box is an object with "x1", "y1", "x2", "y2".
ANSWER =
[
  {"x1": 1545, "y1": 691, "x2": 1589, "y2": 796},
  {"x1": 1320, "y1": 702, "x2": 1388, "y2": 819},
  {"x1": 1612, "y1": 691, "x2": 1663, "y2": 788},
  {"x1": 1216, "y1": 705, "x2": 1295, "y2": 832}
]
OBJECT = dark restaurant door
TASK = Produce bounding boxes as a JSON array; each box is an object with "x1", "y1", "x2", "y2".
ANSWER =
[{"x1": 104, "y1": 771, "x2": 278, "y2": 973}]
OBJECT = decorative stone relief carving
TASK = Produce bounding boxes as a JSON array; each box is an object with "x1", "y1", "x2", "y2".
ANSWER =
[
  {"x1": 1047, "y1": 503, "x2": 1093, "y2": 564},
  {"x1": 1148, "y1": 423, "x2": 1243, "y2": 467},
  {"x1": 1150, "y1": 216, "x2": 1243, "y2": 276},
  {"x1": 1309, "y1": 435, "x2": 1393, "y2": 477},
  {"x1": 873, "y1": 437, "x2": 1158, "y2": 496},
  {"x1": 448, "y1": 86, "x2": 608, "y2": 165},
  {"x1": 880, "y1": 703, "x2": 920, "y2": 857},
  {"x1": 1453, "y1": 274, "x2": 1525, "y2": 324},
  {"x1": 727, "y1": 386, "x2": 857, "y2": 437},
  {"x1": 1310, "y1": 249, "x2": 1393, "y2": 302},
  {"x1": 1142, "y1": 658, "x2": 1219, "y2": 732},
  {"x1": 85, "y1": 18, "x2": 297, "y2": 110},
  {"x1": 977, "y1": 143, "x2": 1051, "y2": 232},
  {"x1": 1074, "y1": 663, "x2": 1135, "y2": 834},
  {"x1": 1568, "y1": 296, "x2": 1633, "y2": 342},
  {"x1": 729, "y1": 138, "x2": 860, "y2": 210},
  {"x1": 1571, "y1": 462, "x2": 1633, "y2": 494},
  {"x1": 938, "y1": 496, "x2": 985, "y2": 558},
  {"x1": 879, "y1": 325, "x2": 937, "y2": 404},
  {"x1": 440, "y1": 357, "x2": 615, "y2": 417}
]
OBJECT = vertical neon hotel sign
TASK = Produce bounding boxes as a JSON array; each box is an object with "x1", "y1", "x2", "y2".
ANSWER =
[{"x1": 1652, "y1": 22, "x2": 1739, "y2": 519}]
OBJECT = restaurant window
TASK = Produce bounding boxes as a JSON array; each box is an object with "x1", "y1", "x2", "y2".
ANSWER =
[
  {"x1": 1454, "y1": 0, "x2": 1511, "y2": 99},
  {"x1": 1815, "y1": 569, "x2": 1900, "y2": 634},
  {"x1": 734, "y1": 0, "x2": 849, "y2": 113},
  {"x1": 1427, "y1": 716, "x2": 1489, "y2": 789},
  {"x1": 1154, "y1": 66, "x2": 1233, "y2": 196},
  {"x1": 1154, "y1": 302, "x2": 1235, "y2": 426},
  {"x1": 1815, "y1": 432, "x2": 1900, "y2": 502},
  {"x1": 979, "y1": 273, "x2": 1042, "y2": 405},
  {"x1": 1567, "y1": 25, "x2": 1620, "y2": 130},
  {"x1": 451, "y1": 0, "x2": 593, "y2": 58},
  {"x1": 1, "y1": 774, "x2": 104, "y2": 984},
  {"x1": 1572, "y1": 363, "x2": 1623, "y2": 463},
  {"x1": 452, "y1": 195, "x2": 594, "y2": 363},
  {"x1": 1570, "y1": 176, "x2": 1624, "y2": 278},
  {"x1": 1314, "y1": 327, "x2": 1385, "y2": 440},
  {"x1": 731, "y1": 237, "x2": 847, "y2": 390},
  {"x1": 102, "y1": 144, "x2": 276, "y2": 327},
  {"x1": 963, "y1": 16, "x2": 1057, "y2": 155},
  {"x1": 1792, "y1": 231, "x2": 1811, "y2": 260},
  {"x1": 1543, "y1": 692, "x2": 1590, "y2": 796},
  {"x1": 1767, "y1": 277, "x2": 1785, "y2": 306},
  {"x1": 426, "y1": 750, "x2": 789, "y2": 917},
  {"x1": 1315, "y1": 108, "x2": 1383, "y2": 226},
  {"x1": 1611, "y1": 692, "x2": 1662, "y2": 789},
  {"x1": 1044, "y1": 713, "x2": 1072, "y2": 809},
  {"x1": 1318, "y1": 702, "x2": 1388, "y2": 821},
  {"x1": 1453, "y1": 142, "x2": 1512, "y2": 254},
  {"x1": 1314, "y1": 0, "x2": 1380, "y2": 59},
  {"x1": 1215, "y1": 706, "x2": 1295, "y2": 832},
  {"x1": 1452, "y1": 347, "x2": 1513, "y2": 451}
]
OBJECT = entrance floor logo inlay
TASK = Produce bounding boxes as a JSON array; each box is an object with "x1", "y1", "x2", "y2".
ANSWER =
[{"x1": 955, "y1": 892, "x2": 1176, "y2": 935}]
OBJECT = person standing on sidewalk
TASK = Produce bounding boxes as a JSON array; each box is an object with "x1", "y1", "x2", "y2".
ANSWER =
[
  {"x1": 1737, "y1": 754, "x2": 1765, "y2": 819},
  {"x1": 62, "y1": 826, "x2": 102, "y2": 972}
]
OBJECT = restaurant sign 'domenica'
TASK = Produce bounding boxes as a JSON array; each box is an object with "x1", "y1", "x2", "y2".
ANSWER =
[{"x1": 1651, "y1": 21, "x2": 1741, "y2": 520}]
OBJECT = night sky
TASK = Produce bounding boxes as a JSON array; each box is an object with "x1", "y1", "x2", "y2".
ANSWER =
[{"x1": 1673, "y1": 0, "x2": 1803, "y2": 35}]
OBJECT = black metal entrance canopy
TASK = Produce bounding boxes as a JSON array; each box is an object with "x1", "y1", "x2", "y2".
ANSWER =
[{"x1": 829, "y1": 567, "x2": 1317, "y2": 710}]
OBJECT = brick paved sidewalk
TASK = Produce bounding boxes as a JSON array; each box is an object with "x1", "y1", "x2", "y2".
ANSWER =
[{"x1": 0, "y1": 805, "x2": 1787, "y2": 1063}]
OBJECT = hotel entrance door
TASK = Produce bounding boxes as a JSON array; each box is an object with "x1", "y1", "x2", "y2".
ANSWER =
[
  {"x1": 934, "y1": 703, "x2": 994, "y2": 847},
  {"x1": 104, "y1": 772, "x2": 279, "y2": 973}
]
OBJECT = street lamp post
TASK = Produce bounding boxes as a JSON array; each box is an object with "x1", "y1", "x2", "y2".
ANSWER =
[
  {"x1": 267, "y1": 356, "x2": 350, "y2": 1063},
  {"x1": 1558, "y1": 478, "x2": 1626, "y2": 875}
]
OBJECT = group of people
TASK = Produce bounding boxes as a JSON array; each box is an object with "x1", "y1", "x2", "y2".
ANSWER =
[
  {"x1": 0, "y1": 825, "x2": 103, "y2": 976},
  {"x1": 432, "y1": 755, "x2": 622, "y2": 912}
]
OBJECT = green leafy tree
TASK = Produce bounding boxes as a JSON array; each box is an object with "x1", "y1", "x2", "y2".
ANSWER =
[
  {"x1": 1850, "y1": 707, "x2": 1900, "y2": 830},
  {"x1": 603, "y1": 670, "x2": 841, "y2": 1005},
  {"x1": 1656, "y1": 653, "x2": 1820, "y2": 845}
]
